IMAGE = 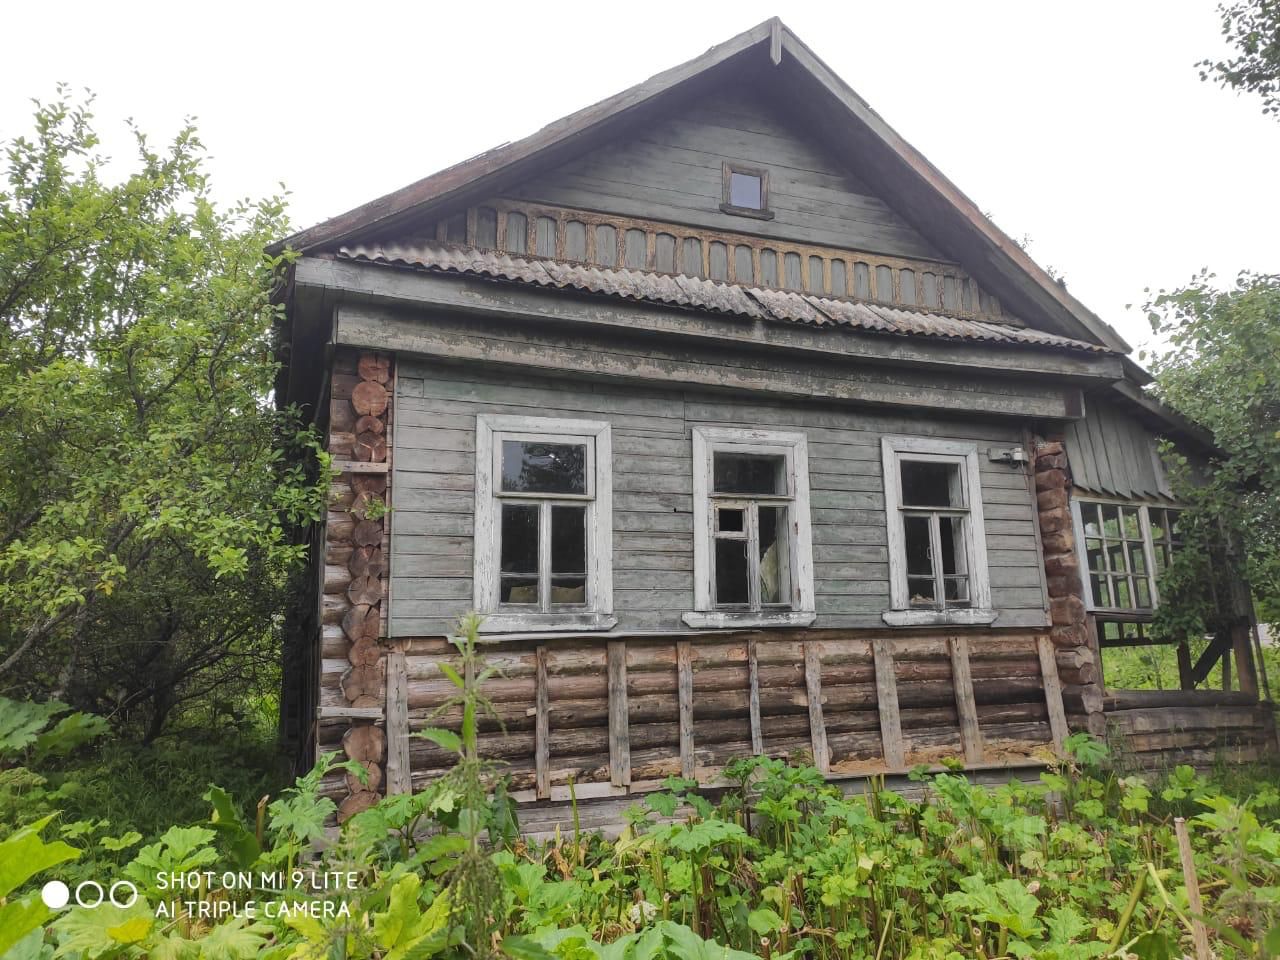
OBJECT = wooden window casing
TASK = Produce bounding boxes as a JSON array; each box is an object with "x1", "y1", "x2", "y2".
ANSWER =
[
  {"x1": 719, "y1": 161, "x2": 774, "y2": 221},
  {"x1": 685, "y1": 427, "x2": 815, "y2": 629},
  {"x1": 473, "y1": 415, "x2": 616, "y2": 634},
  {"x1": 1071, "y1": 499, "x2": 1183, "y2": 619},
  {"x1": 881, "y1": 437, "x2": 994, "y2": 626}
]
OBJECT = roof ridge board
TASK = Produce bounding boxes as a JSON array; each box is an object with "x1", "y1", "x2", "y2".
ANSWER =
[{"x1": 272, "y1": 21, "x2": 777, "y2": 257}]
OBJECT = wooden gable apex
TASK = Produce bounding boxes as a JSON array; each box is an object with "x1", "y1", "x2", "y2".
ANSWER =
[{"x1": 277, "y1": 18, "x2": 1130, "y2": 353}]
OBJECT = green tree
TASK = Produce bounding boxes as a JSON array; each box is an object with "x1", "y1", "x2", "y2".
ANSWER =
[
  {"x1": 0, "y1": 90, "x2": 326, "y2": 738},
  {"x1": 1200, "y1": 0, "x2": 1280, "y2": 117}
]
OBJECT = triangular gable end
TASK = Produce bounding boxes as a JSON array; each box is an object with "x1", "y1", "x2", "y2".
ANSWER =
[{"x1": 278, "y1": 18, "x2": 1129, "y2": 354}]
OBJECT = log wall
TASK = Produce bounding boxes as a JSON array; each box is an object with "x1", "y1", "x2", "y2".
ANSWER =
[
  {"x1": 1104, "y1": 690, "x2": 1279, "y2": 769},
  {"x1": 317, "y1": 349, "x2": 395, "y2": 819}
]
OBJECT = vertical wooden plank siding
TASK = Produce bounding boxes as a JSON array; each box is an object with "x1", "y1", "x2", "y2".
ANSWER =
[
  {"x1": 948, "y1": 636, "x2": 984, "y2": 765},
  {"x1": 1036, "y1": 635, "x2": 1070, "y2": 753},
  {"x1": 535, "y1": 645, "x2": 551, "y2": 800},
  {"x1": 748, "y1": 638, "x2": 763, "y2": 755},
  {"x1": 677, "y1": 640, "x2": 695, "y2": 779},
  {"x1": 804, "y1": 641, "x2": 830, "y2": 771},
  {"x1": 607, "y1": 640, "x2": 631, "y2": 785},
  {"x1": 872, "y1": 638, "x2": 905, "y2": 769},
  {"x1": 384, "y1": 644, "x2": 411, "y2": 794}
]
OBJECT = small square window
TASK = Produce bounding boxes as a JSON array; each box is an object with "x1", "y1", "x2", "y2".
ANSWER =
[{"x1": 720, "y1": 162, "x2": 773, "y2": 220}]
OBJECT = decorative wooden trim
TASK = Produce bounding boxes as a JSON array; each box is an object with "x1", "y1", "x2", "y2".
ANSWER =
[
  {"x1": 607, "y1": 641, "x2": 631, "y2": 786},
  {"x1": 872, "y1": 637, "x2": 905, "y2": 770},
  {"x1": 948, "y1": 636, "x2": 984, "y2": 764},
  {"x1": 1036, "y1": 634, "x2": 1070, "y2": 753},
  {"x1": 467, "y1": 198, "x2": 1011, "y2": 323},
  {"x1": 881, "y1": 435, "x2": 992, "y2": 616},
  {"x1": 804, "y1": 641, "x2": 830, "y2": 772},
  {"x1": 677, "y1": 640, "x2": 695, "y2": 779}
]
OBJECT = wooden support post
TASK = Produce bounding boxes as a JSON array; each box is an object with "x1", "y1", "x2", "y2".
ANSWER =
[
  {"x1": 1223, "y1": 647, "x2": 1232, "y2": 691},
  {"x1": 948, "y1": 636, "x2": 984, "y2": 765},
  {"x1": 384, "y1": 643, "x2": 411, "y2": 795},
  {"x1": 803, "y1": 641, "x2": 830, "y2": 772},
  {"x1": 607, "y1": 641, "x2": 631, "y2": 787},
  {"x1": 1036, "y1": 635, "x2": 1070, "y2": 754},
  {"x1": 872, "y1": 637, "x2": 905, "y2": 770},
  {"x1": 748, "y1": 638, "x2": 763, "y2": 755},
  {"x1": 535, "y1": 645, "x2": 550, "y2": 800},
  {"x1": 1177, "y1": 642, "x2": 1194, "y2": 691},
  {"x1": 1174, "y1": 818, "x2": 1212, "y2": 960},
  {"x1": 677, "y1": 641, "x2": 695, "y2": 780},
  {"x1": 1231, "y1": 622, "x2": 1259, "y2": 700}
]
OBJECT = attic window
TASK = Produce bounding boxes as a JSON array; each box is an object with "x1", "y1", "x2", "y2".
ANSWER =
[{"x1": 720, "y1": 162, "x2": 773, "y2": 220}]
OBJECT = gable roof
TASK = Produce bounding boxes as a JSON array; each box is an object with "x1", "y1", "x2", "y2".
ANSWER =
[{"x1": 274, "y1": 17, "x2": 1130, "y2": 353}]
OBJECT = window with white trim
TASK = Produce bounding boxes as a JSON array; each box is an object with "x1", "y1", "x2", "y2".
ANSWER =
[
  {"x1": 1072, "y1": 499, "x2": 1183, "y2": 618},
  {"x1": 881, "y1": 437, "x2": 994, "y2": 626},
  {"x1": 684, "y1": 427, "x2": 815, "y2": 628},
  {"x1": 473, "y1": 416, "x2": 615, "y2": 633}
]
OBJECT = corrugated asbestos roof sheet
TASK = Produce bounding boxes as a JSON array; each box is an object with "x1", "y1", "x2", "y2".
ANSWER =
[{"x1": 336, "y1": 241, "x2": 1112, "y2": 354}]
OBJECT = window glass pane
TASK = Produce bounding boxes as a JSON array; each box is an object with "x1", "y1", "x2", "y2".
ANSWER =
[
  {"x1": 714, "y1": 539, "x2": 748, "y2": 605},
  {"x1": 551, "y1": 505, "x2": 586, "y2": 575},
  {"x1": 1108, "y1": 544, "x2": 1127, "y2": 573},
  {"x1": 1121, "y1": 507, "x2": 1141, "y2": 540},
  {"x1": 1114, "y1": 577, "x2": 1132, "y2": 608},
  {"x1": 1103, "y1": 621, "x2": 1120, "y2": 641},
  {"x1": 908, "y1": 576, "x2": 935, "y2": 605},
  {"x1": 1101, "y1": 504, "x2": 1120, "y2": 539},
  {"x1": 1086, "y1": 540, "x2": 1104, "y2": 573},
  {"x1": 716, "y1": 507, "x2": 745, "y2": 533},
  {"x1": 501, "y1": 577, "x2": 539, "y2": 605},
  {"x1": 1149, "y1": 509, "x2": 1168, "y2": 542},
  {"x1": 759, "y1": 505, "x2": 787, "y2": 605},
  {"x1": 1128, "y1": 544, "x2": 1146, "y2": 574},
  {"x1": 900, "y1": 460, "x2": 961, "y2": 507},
  {"x1": 904, "y1": 515, "x2": 933, "y2": 576},
  {"x1": 1135, "y1": 577, "x2": 1152, "y2": 608},
  {"x1": 501, "y1": 440, "x2": 587, "y2": 494},
  {"x1": 944, "y1": 576, "x2": 970, "y2": 604},
  {"x1": 500, "y1": 504, "x2": 538, "y2": 574},
  {"x1": 1083, "y1": 504, "x2": 1102, "y2": 538},
  {"x1": 1091, "y1": 575, "x2": 1110, "y2": 607},
  {"x1": 713, "y1": 453, "x2": 786, "y2": 495},
  {"x1": 729, "y1": 171, "x2": 762, "y2": 209},
  {"x1": 941, "y1": 516, "x2": 967, "y2": 576}
]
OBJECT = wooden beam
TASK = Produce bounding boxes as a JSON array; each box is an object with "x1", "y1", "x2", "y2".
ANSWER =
[
  {"x1": 1036, "y1": 635, "x2": 1070, "y2": 754},
  {"x1": 384, "y1": 644, "x2": 411, "y2": 795},
  {"x1": 607, "y1": 641, "x2": 632, "y2": 786},
  {"x1": 677, "y1": 641, "x2": 695, "y2": 779},
  {"x1": 535, "y1": 645, "x2": 550, "y2": 800},
  {"x1": 948, "y1": 636, "x2": 984, "y2": 765},
  {"x1": 1177, "y1": 643, "x2": 1194, "y2": 691},
  {"x1": 872, "y1": 638, "x2": 905, "y2": 770},
  {"x1": 748, "y1": 638, "x2": 763, "y2": 755},
  {"x1": 334, "y1": 300, "x2": 1094, "y2": 421},
  {"x1": 313, "y1": 263, "x2": 1124, "y2": 386},
  {"x1": 331, "y1": 459, "x2": 390, "y2": 474},
  {"x1": 1191, "y1": 633, "x2": 1231, "y2": 687},
  {"x1": 804, "y1": 641, "x2": 830, "y2": 772},
  {"x1": 1231, "y1": 623, "x2": 1259, "y2": 700}
]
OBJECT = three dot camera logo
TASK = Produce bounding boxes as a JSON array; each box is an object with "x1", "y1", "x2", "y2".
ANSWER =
[{"x1": 41, "y1": 878, "x2": 139, "y2": 910}]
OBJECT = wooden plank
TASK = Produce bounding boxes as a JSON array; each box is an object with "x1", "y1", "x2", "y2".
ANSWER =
[
  {"x1": 748, "y1": 638, "x2": 763, "y2": 755},
  {"x1": 1175, "y1": 817, "x2": 1212, "y2": 960},
  {"x1": 535, "y1": 645, "x2": 550, "y2": 800},
  {"x1": 1036, "y1": 635, "x2": 1070, "y2": 753},
  {"x1": 1231, "y1": 622, "x2": 1259, "y2": 700},
  {"x1": 385, "y1": 644, "x2": 411, "y2": 794},
  {"x1": 804, "y1": 641, "x2": 830, "y2": 771},
  {"x1": 677, "y1": 640, "x2": 695, "y2": 779},
  {"x1": 948, "y1": 636, "x2": 984, "y2": 765},
  {"x1": 333, "y1": 459, "x2": 391, "y2": 474},
  {"x1": 872, "y1": 637, "x2": 905, "y2": 770},
  {"x1": 317, "y1": 705, "x2": 384, "y2": 720},
  {"x1": 607, "y1": 641, "x2": 631, "y2": 786}
]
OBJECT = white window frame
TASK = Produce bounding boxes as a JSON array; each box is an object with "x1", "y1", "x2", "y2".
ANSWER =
[
  {"x1": 684, "y1": 427, "x2": 816, "y2": 629},
  {"x1": 881, "y1": 436, "x2": 995, "y2": 626},
  {"x1": 1070, "y1": 497, "x2": 1182, "y2": 614},
  {"x1": 473, "y1": 415, "x2": 615, "y2": 634}
]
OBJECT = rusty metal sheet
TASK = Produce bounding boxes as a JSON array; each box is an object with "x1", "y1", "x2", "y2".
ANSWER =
[{"x1": 337, "y1": 242, "x2": 1110, "y2": 354}]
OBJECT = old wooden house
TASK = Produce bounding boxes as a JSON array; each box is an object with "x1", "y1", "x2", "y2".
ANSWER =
[{"x1": 273, "y1": 19, "x2": 1276, "y2": 830}]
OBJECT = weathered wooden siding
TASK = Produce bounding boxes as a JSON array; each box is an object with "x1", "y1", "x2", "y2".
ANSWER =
[
  {"x1": 507, "y1": 85, "x2": 943, "y2": 262},
  {"x1": 1064, "y1": 396, "x2": 1172, "y2": 500},
  {"x1": 389, "y1": 360, "x2": 1048, "y2": 637}
]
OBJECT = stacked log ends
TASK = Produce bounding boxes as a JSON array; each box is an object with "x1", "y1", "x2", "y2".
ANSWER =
[
  {"x1": 1033, "y1": 436, "x2": 1105, "y2": 737},
  {"x1": 327, "y1": 349, "x2": 394, "y2": 822}
]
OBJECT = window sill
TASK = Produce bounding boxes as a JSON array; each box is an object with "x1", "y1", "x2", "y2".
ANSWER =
[
  {"x1": 681, "y1": 610, "x2": 817, "y2": 629},
  {"x1": 881, "y1": 608, "x2": 998, "y2": 627},
  {"x1": 478, "y1": 613, "x2": 618, "y2": 634},
  {"x1": 718, "y1": 202, "x2": 775, "y2": 221}
]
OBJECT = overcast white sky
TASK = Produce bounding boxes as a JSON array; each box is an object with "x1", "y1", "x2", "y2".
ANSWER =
[{"x1": 4, "y1": 1, "x2": 1277, "y2": 352}]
